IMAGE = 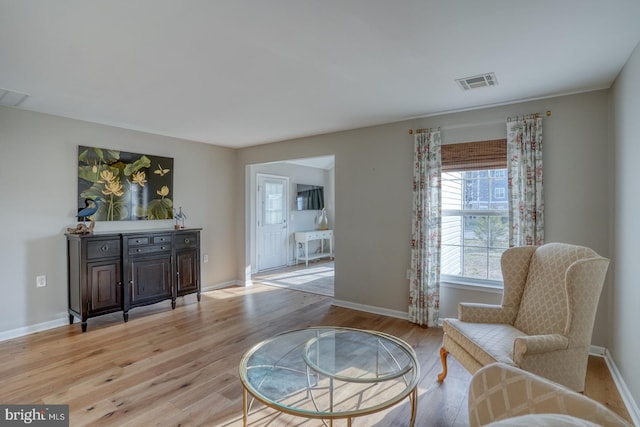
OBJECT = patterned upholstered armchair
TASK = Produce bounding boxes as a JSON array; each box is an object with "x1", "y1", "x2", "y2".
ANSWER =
[
  {"x1": 468, "y1": 363, "x2": 631, "y2": 427},
  {"x1": 438, "y1": 243, "x2": 609, "y2": 392}
]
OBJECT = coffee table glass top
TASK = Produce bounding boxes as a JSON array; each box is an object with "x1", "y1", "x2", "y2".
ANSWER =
[{"x1": 239, "y1": 327, "x2": 420, "y2": 419}]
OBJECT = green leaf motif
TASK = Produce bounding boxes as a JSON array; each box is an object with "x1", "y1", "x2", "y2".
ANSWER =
[
  {"x1": 124, "y1": 155, "x2": 151, "y2": 176},
  {"x1": 78, "y1": 165, "x2": 98, "y2": 183},
  {"x1": 107, "y1": 150, "x2": 121, "y2": 162},
  {"x1": 146, "y1": 198, "x2": 174, "y2": 220},
  {"x1": 78, "y1": 147, "x2": 120, "y2": 164},
  {"x1": 94, "y1": 201, "x2": 129, "y2": 221},
  {"x1": 78, "y1": 148, "x2": 90, "y2": 163},
  {"x1": 80, "y1": 183, "x2": 104, "y2": 200}
]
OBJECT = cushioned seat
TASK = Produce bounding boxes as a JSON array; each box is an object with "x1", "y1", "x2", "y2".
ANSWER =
[{"x1": 438, "y1": 243, "x2": 609, "y2": 392}]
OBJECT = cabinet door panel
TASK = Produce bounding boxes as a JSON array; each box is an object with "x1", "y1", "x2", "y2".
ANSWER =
[
  {"x1": 176, "y1": 250, "x2": 199, "y2": 294},
  {"x1": 88, "y1": 261, "x2": 121, "y2": 313},
  {"x1": 129, "y1": 256, "x2": 172, "y2": 304}
]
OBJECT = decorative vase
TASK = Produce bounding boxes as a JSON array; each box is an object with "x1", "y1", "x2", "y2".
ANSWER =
[{"x1": 318, "y1": 208, "x2": 329, "y2": 230}]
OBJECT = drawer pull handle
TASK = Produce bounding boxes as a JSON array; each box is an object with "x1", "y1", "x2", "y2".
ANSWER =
[
  {"x1": 101, "y1": 245, "x2": 108, "y2": 252},
  {"x1": 137, "y1": 249, "x2": 142, "y2": 252},
  {"x1": 161, "y1": 246, "x2": 166, "y2": 250},
  {"x1": 185, "y1": 239, "x2": 190, "y2": 244},
  {"x1": 136, "y1": 240, "x2": 140, "y2": 243}
]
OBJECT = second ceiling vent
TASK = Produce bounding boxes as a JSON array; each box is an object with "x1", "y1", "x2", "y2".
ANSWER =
[{"x1": 456, "y1": 73, "x2": 498, "y2": 90}]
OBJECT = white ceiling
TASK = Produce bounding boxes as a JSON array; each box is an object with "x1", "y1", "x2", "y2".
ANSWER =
[
  {"x1": 283, "y1": 155, "x2": 335, "y2": 170},
  {"x1": 2, "y1": 1, "x2": 640, "y2": 148}
]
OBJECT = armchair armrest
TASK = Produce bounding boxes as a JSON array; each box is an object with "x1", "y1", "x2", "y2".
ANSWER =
[
  {"x1": 512, "y1": 334, "x2": 568, "y2": 364},
  {"x1": 468, "y1": 363, "x2": 631, "y2": 427},
  {"x1": 459, "y1": 303, "x2": 517, "y2": 324}
]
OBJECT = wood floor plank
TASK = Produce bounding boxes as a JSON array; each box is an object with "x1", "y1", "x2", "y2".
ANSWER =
[{"x1": 0, "y1": 283, "x2": 632, "y2": 426}]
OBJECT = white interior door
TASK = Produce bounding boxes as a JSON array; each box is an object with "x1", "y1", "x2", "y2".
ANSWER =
[{"x1": 257, "y1": 174, "x2": 289, "y2": 271}]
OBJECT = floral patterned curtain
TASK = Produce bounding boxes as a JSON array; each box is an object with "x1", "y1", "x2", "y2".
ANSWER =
[
  {"x1": 507, "y1": 116, "x2": 544, "y2": 247},
  {"x1": 409, "y1": 130, "x2": 441, "y2": 327}
]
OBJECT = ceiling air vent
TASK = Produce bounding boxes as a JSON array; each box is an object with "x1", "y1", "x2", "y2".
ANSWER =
[
  {"x1": 456, "y1": 73, "x2": 498, "y2": 91},
  {"x1": 0, "y1": 88, "x2": 29, "y2": 107}
]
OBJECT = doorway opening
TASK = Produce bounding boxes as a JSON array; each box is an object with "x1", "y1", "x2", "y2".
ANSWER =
[{"x1": 247, "y1": 155, "x2": 335, "y2": 297}]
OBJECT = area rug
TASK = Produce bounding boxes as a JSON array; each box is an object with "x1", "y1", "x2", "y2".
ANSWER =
[{"x1": 252, "y1": 261, "x2": 334, "y2": 297}]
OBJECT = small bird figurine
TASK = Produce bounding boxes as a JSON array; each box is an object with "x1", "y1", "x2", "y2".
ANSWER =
[{"x1": 173, "y1": 206, "x2": 187, "y2": 229}]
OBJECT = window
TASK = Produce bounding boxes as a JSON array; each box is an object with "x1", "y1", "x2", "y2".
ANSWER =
[
  {"x1": 440, "y1": 139, "x2": 508, "y2": 284},
  {"x1": 264, "y1": 181, "x2": 284, "y2": 225}
]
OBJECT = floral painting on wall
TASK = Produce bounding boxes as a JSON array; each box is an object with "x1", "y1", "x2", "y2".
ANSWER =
[{"x1": 77, "y1": 146, "x2": 174, "y2": 221}]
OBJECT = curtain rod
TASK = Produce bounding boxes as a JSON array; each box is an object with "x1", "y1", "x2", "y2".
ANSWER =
[{"x1": 408, "y1": 110, "x2": 551, "y2": 134}]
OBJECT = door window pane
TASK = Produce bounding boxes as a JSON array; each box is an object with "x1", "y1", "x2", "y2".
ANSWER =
[{"x1": 264, "y1": 181, "x2": 284, "y2": 225}]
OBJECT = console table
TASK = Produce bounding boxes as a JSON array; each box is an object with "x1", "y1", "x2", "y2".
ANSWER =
[
  {"x1": 294, "y1": 230, "x2": 333, "y2": 266},
  {"x1": 66, "y1": 228, "x2": 201, "y2": 332}
]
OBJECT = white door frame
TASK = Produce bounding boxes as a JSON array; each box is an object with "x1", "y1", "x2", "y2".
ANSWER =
[{"x1": 256, "y1": 173, "x2": 289, "y2": 272}]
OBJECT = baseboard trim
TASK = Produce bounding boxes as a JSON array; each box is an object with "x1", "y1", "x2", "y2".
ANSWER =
[
  {"x1": 201, "y1": 280, "x2": 241, "y2": 292},
  {"x1": 0, "y1": 315, "x2": 68, "y2": 343},
  {"x1": 603, "y1": 348, "x2": 640, "y2": 426},
  {"x1": 332, "y1": 299, "x2": 408, "y2": 321},
  {"x1": 589, "y1": 345, "x2": 606, "y2": 356},
  {"x1": 1, "y1": 280, "x2": 242, "y2": 343}
]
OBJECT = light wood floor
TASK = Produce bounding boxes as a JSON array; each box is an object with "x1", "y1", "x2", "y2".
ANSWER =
[{"x1": 0, "y1": 284, "x2": 631, "y2": 426}]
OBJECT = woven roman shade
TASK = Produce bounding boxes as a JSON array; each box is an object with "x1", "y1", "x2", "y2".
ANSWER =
[{"x1": 441, "y1": 139, "x2": 506, "y2": 171}]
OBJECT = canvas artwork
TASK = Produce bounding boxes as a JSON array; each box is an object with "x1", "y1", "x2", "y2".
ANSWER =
[{"x1": 77, "y1": 146, "x2": 174, "y2": 221}]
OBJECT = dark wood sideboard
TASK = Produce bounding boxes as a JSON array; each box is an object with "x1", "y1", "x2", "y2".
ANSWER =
[{"x1": 66, "y1": 228, "x2": 202, "y2": 332}]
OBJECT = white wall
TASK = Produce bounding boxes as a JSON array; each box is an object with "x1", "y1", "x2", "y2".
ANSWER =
[
  {"x1": 236, "y1": 90, "x2": 611, "y2": 346},
  {"x1": 610, "y1": 40, "x2": 640, "y2": 410},
  {"x1": 0, "y1": 107, "x2": 237, "y2": 334},
  {"x1": 247, "y1": 160, "x2": 334, "y2": 270}
]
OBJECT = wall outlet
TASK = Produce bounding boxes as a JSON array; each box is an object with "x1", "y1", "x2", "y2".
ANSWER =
[
  {"x1": 36, "y1": 275, "x2": 46, "y2": 288},
  {"x1": 203, "y1": 254, "x2": 209, "y2": 263}
]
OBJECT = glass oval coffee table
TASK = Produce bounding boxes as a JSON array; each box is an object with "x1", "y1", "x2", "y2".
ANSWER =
[{"x1": 239, "y1": 327, "x2": 420, "y2": 426}]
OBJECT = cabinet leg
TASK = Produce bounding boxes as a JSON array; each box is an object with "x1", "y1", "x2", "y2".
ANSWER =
[
  {"x1": 123, "y1": 312, "x2": 129, "y2": 323},
  {"x1": 197, "y1": 292, "x2": 201, "y2": 302},
  {"x1": 69, "y1": 314, "x2": 74, "y2": 325},
  {"x1": 171, "y1": 299, "x2": 176, "y2": 309},
  {"x1": 81, "y1": 322, "x2": 87, "y2": 333}
]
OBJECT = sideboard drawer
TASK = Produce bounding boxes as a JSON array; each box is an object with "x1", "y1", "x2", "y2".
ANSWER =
[
  {"x1": 86, "y1": 239, "x2": 121, "y2": 260},
  {"x1": 152, "y1": 235, "x2": 172, "y2": 244},
  {"x1": 128, "y1": 244, "x2": 171, "y2": 256},
  {"x1": 127, "y1": 236, "x2": 150, "y2": 246},
  {"x1": 174, "y1": 233, "x2": 198, "y2": 250}
]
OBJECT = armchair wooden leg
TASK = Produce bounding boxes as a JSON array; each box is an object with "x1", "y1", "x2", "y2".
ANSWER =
[{"x1": 437, "y1": 347, "x2": 449, "y2": 382}]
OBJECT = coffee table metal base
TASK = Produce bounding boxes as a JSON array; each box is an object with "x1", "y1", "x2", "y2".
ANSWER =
[{"x1": 242, "y1": 385, "x2": 417, "y2": 426}]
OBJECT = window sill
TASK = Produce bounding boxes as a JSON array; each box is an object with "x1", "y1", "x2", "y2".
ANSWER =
[{"x1": 440, "y1": 276, "x2": 504, "y2": 294}]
